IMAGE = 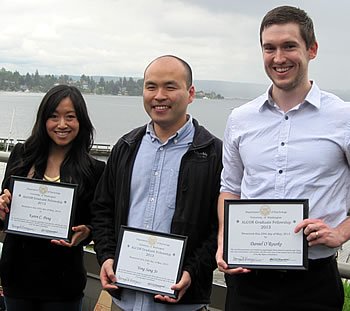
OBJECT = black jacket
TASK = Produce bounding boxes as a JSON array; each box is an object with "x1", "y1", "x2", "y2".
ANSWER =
[
  {"x1": 0, "y1": 143, "x2": 105, "y2": 300},
  {"x1": 91, "y1": 119, "x2": 222, "y2": 304}
]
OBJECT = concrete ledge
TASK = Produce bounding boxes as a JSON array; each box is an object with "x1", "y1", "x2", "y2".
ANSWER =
[{"x1": 338, "y1": 262, "x2": 350, "y2": 279}]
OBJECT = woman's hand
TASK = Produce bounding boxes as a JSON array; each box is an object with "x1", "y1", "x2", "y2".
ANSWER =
[
  {"x1": 0, "y1": 189, "x2": 11, "y2": 221},
  {"x1": 51, "y1": 225, "x2": 91, "y2": 247}
]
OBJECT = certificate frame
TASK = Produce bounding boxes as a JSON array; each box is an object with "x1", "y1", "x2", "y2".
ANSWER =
[
  {"x1": 4, "y1": 175, "x2": 78, "y2": 241},
  {"x1": 114, "y1": 226, "x2": 187, "y2": 298},
  {"x1": 224, "y1": 199, "x2": 309, "y2": 270}
]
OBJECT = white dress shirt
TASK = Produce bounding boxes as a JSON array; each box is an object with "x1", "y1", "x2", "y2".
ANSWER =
[{"x1": 221, "y1": 82, "x2": 350, "y2": 259}]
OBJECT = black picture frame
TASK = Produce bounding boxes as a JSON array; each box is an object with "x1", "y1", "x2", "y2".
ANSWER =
[
  {"x1": 114, "y1": 226, "x2": 187, "y2": 298},
  {"x1": 4, "y1": 175, "x2": 78, "y2": 241},
  {"x1": 224, "y1": 199, "x2": 309, "y2": 270}
]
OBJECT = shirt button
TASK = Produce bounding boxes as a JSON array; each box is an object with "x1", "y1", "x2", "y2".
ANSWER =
[
  {"x1": 284, "y1": 116, "x2": 289, "y2": 120},
  {"x1": 154, "y1": 171, "x2": 158, "y2": 176},
  {"x1": 281, "y1": 142, "x2": 285, "y2": 146},
  {"x1": 278, "y1": 170, "x2": 283, "y2": 174},
  {"x1": 160, "y1": 147, "x2": 164, "y2": 151}
]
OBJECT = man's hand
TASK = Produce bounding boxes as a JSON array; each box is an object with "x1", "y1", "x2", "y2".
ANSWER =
[
  {"x1": 100, "y1": 258, "x2": 119, "y2": 290},
  {"x1": 216, "y1": 192, "x2": 250, "y2": 275},
  {"x1": 154, "y1": 271, "x2": 191, "y2": 303},
  {"x1": 216, "y1": 245, "x2": 251, "y2": 275},
  {"x1": 295, "y1": 218, "x2": 348, "y2": 248}
]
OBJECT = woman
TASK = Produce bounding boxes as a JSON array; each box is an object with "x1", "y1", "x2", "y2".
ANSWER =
[{"x1": 0, "y1": 85, "x2": 105, "y2": 311}]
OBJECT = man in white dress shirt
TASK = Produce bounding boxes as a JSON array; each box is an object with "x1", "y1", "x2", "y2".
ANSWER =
[{"x1": 217, "y1": 5, "x2": 350, "y2": 311}]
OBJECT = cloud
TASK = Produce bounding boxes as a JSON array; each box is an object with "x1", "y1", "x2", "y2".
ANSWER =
[{"x1": 0, "y1": 0, "x2": 348, "y2": 90}]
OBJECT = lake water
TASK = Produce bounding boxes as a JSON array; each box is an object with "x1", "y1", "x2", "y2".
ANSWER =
[{"x1": 0, "y1": 92, "x2": 246, "y2": 144}]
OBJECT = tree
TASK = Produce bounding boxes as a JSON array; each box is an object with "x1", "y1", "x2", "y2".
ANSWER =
[{"x1": 0, "y1": 67, "x2": 151, "y2": 96}]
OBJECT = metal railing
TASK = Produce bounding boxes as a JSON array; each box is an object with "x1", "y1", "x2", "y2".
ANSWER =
[
  {"x1": 0, "y1": 152, "x2": 9, "y2": 163},
  {"x1": 0, "y1": 140, "x2": 112, "y2": 158}
]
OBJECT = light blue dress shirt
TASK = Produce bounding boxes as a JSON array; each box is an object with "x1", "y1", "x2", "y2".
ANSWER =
[
  {"x1": 221, "y1": 82, "x2": 350, "y2": 259},
  {"x1": 114, "y1": 115, "x2": 204, "y2": 311}
]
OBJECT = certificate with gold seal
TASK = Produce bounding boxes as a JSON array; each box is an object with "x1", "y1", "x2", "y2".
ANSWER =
[
  {"x1": 114, "y1": 226, "x2": 187, "y2": 298},
  {"x1": 224, "y1": 199, "x2": 309, "y2": 270},
  {"x1": 5, "y1": 176, "x2": 77, "y2": 241}
]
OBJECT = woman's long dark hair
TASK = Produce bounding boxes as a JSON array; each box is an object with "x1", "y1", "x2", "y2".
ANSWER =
[{"x1": 8, "y1": 85, "x2": 96, "y2": 196}]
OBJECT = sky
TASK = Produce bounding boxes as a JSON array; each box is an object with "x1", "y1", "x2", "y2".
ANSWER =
[{"x1": 0, "y1": 0, "x2": 348, "y2": 90}]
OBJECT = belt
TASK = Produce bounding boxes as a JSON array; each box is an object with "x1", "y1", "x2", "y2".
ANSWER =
[{"x1": 308, "y1": 254, "x2": 336, "y2": 268}]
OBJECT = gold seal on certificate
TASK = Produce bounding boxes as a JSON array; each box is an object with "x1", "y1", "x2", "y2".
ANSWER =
[
  {"x1": 114, "y1": 226, "x2": 187, "y2": 298},
  {"x1": 5, "y1": 176, "x2": 77, "y2": 241},
  {"x1": 224, "y1": 199, "x2": 309, "y2": 270}
]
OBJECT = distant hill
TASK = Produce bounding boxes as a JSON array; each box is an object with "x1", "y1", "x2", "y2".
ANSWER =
[
  {"x1": 194, "y1": 80, "x2": 350, "y2": 101},
  {"x1": 84, "y1": 76, "x2": 268, "y2": 100},
  {"x1": 72, "y1": 75, "x2": 268, "y2": 100},
  {"x1": 194, "y1": 80, "x2": 267, "y2": 100},
  {"x1": 71, "y1": 75, "x2": 350, "y2": 101}
]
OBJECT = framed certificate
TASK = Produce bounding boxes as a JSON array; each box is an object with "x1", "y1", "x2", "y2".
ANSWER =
[
  {"x1": 224, "y1": 199, "x2": 309, "y2": 270},
  {"x1": 4, "y1": 176, "x2": 77, "y2": 241},
  {"x1": 114, "y1": 226, "x2": 187, "y2": 298}
]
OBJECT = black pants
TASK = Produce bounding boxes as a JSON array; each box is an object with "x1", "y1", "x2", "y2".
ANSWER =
[
  {"x1": 4, "y1": 296, "x2": 82, "y2": 311},
  {"x1": 112, "y1": 304, "x2": 208, "y2": 310},
  {"x1": 225, "y1": 256, "x2": 344, "y2": 311}
]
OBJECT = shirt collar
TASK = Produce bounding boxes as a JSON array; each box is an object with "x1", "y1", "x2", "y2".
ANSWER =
[
  {"x1": 258, "y1": 81, "x2": 321, "y2": 112},
  {"x1": 304, "y1": 81, "x2": 321, "y2": 109},
  {"x1": 146, "y1": 114, "x2": 194, "y2": 143}
]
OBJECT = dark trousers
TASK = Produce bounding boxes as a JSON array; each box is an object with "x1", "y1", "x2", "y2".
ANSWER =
[
  {"x1": 112, "y1": 303, "x2": 208, "y2": 310},
  {"x1": 4, "y1": 296, "x2": 82, "y2": 311},
  {"x1": 225, "y1": 256, "x2": 344, "y2": 311}
]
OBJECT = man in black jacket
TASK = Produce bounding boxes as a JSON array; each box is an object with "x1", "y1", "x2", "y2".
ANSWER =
[{"x1": 91, "y1": 55, "x2": 222, "y2": 311}]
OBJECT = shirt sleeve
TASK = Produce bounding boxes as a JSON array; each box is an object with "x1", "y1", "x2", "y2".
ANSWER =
[
  {"x1": 344, "y1": 119, "x2": 350, "y2": 167},
  {"x1": 220, "y1": 111, "x2": 244, "y2": 195}
]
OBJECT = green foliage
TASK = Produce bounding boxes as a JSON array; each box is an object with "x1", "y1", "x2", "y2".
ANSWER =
[
  {"x1": 343, "y1": 279, "x2": 350, "y2": 311},
  {"x1": 0, "y1": 67, "x2": 225, "y2": 98},
  {"x1": 0, "y1": 67, "x2": 143, "y2": 96},
  {"x1": 195, "y1": 90, "x2": 224, "y2": 99}
]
